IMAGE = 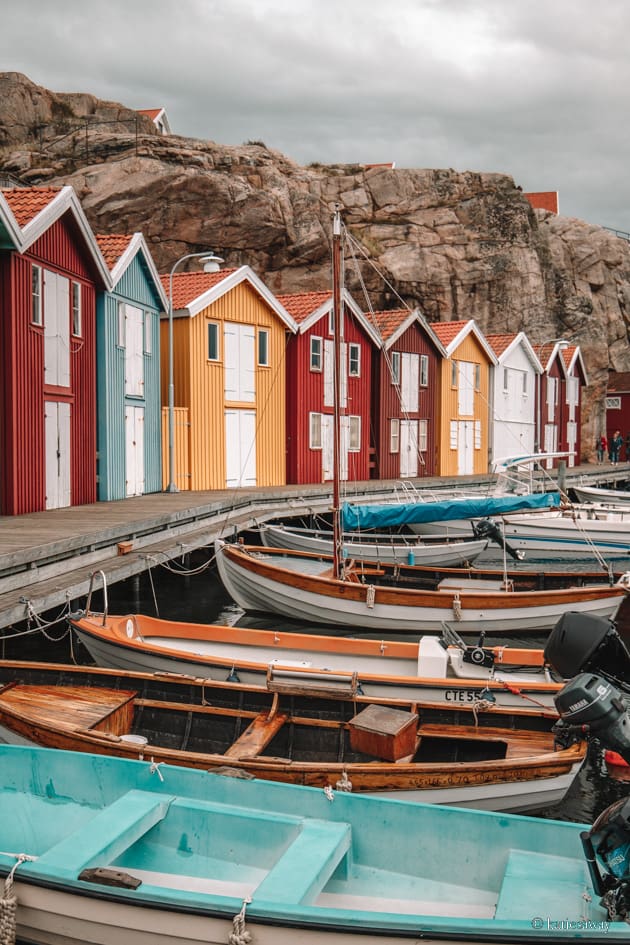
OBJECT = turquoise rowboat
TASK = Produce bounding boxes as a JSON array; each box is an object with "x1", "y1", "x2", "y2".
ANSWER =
[{"x1": 0, "y1": 744, "x2": 625, "y2": 944}]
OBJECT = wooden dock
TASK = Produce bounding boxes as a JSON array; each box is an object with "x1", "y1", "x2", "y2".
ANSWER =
[{"x1": 0, "y1": 464, "x2": 624, "y2": 630}]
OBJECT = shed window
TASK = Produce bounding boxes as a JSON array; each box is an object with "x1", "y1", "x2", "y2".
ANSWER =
[
  {"x1": 451, "y1": 360, "x2": 457, "y2": 388},
  {"x1": 208, "y1": 323, "x2": 219, "y2": 361},
  {"x1": 474, "y1": 363, "x2": 481, "y2": 391},
  {"x1": 71, "y1": 282, "x2": 82, "y2": 336},
  {"x1": 258, "y1": 329, "x2": 270, "y2": 366},
  {"x1": 522, "y1": 372, "x2": 528, "y2": 395},
  {"x1": 144, "y1": 312, "x2": 152, "y2": 354},
  {"x1": 503, "y1": 368, "x2": 509, "y2": 392},
  {"x1": 418, "y1": 419, "x2": 428, "y2": 451},
  {"x1": 391, "y1": 351, "x2": 400, "y2": 385},
  {"x1": 310, "y1": 336, "x2": 322, "y2": 371},
  {"x1": 390, "y1": 419, "x2": 400, "y2": 453},
  {"x1": 349, "y1": 343, "x2": 360, "y2": 377},
  {"x1": 348, "y1": 416, "x2": 361, "y2": 451},
  {"x1": 32, "y1": 265, "x2": 42, "y2": 325},
  {"x1": 310, "y1": 412, "x2": 322, "y2": 449},
  {"x1": 117, "y1": 301, "x2": 125, "y2": 346},
  {"x1": 420, "y1": 354, "x2": 428, "y2": 387}
]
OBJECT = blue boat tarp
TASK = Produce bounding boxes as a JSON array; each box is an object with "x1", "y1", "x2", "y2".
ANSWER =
[{"x1": 342, "y1": 492, "x2": 561, "y2": 531}]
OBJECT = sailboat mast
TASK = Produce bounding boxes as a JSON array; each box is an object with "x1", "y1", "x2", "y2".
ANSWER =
[{"x1": 332, "y1": 208, "x2": 343, "y2": 580}]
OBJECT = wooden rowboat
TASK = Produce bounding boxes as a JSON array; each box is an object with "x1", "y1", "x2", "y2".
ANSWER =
[
  {"x1": 215, "y1": 540, "x2": 630, "y2": 635},
  {"x1": 0, "y1": 659, "x2": 585, "y2": 812},
  {"x1": 1, "y1": 743, "x2": 627, "y2": 945},
  {"x1": 69, "y1": 609, "x2": 564, "y2": 711}
]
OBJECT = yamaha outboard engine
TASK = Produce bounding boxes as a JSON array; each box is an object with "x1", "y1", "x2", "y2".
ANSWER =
[
  {"x1": 582, "y1": 797, "x2": 630, "y2": 921},
  {"x1": 471, "y1": 518, "x2": 524, "y2": 561},
  {"x1": 548, "y1": 612, "x2": 630, "y2": 761}
]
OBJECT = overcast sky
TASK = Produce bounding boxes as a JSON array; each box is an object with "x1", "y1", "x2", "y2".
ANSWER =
[{"x1": 2, "y1": 0, "x2": 629, "y2": 230}]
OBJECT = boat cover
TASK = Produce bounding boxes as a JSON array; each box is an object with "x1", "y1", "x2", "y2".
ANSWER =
[{"x1": 342, "y1": 492, "x2": 561, "y2": 531}]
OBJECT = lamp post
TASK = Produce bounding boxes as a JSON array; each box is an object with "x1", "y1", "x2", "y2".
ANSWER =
[
  {"x1": 534, "y1": 338, "x2": 570, "y2": 455},
  {"x1": 166, "y1": 251, "x2": 223, "y2": 493}
]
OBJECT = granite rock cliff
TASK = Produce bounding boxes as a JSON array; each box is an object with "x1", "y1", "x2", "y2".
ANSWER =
[{"x1": 2, "y1": 72, "x2": 629, "y2": 457}]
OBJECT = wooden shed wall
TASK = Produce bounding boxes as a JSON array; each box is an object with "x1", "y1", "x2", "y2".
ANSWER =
[{"x1": 437, "y1": 333, "x2": 491, "y2": 476}]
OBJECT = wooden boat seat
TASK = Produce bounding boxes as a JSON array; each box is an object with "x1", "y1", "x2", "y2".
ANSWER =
[
  {"x1": 494, "y1": 849, "x2": 590, "y2": 920},
  {"x1": 255, "y1": 819, "x2": 352, "y2": 904},
  {"x1": 36, "y1": 790, "x2": 174, "y2": 876},
  {"x1": 223, "y1": 710, "x2": 288, "y2": 759},
  {"x1": 437, "y1": 578, "x2": 514, "y2": 593}
]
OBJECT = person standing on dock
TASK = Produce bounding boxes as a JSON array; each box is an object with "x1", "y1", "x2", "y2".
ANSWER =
[
  {"x1": 611, "y1": 430, "x2": 623, "y2": 465},
  {"x1": 596, "y1": 435, "x2": 606, "y2": 463}
]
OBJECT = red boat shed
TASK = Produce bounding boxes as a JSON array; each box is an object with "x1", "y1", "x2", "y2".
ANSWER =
[
  {"x1": 533, "y1": 341, "x2": 586, "y2": 468},
  {"x1": 370, "y1": 309, "x2": 446, "y2": 479},
  {"x1": 559, "y1": 345, "x2": 587, "y2": 466},
  {"x1": 606, "y1": 372, "x2": 630, "y2": 445},
  {"x1": 0, "y1": 186, "x2": 109, "y2": 514},
  {"x1": 279, "y1": 289, "x2": 381, "y2": 484}
]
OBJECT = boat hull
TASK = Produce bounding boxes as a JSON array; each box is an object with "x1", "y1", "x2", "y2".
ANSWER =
[{"x1": 215, "y1": 542, "x2": 629, "y2": 634}]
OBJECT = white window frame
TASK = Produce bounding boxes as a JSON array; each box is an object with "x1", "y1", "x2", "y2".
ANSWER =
[
  {"x1": 474, "y1": 363, "x2": 481, "y2": 391},
  {"x1": 32, "y1": 265, "x2": 42, "y2": 326},
  {"x1": 310, "y1": 336, "x2": 322, "y2": 372},
  {"x1": 309, "y1": 412, "x2": 322, "y2": 449},
  {"x1": 418, "y1": 418, "x2": 428, "y2": 451},
  {"x1": 391, "y1": 351, "x2": 400, "y2": 385},
  {"x1": 71, "y1": 282, "x2": 82, "y2": 337},
  {"x1": 419, "y1": 354, "x2": 429, "y2": 387},
  {"x1": 348, "y1": 415, "x2": 361, "y2": 451},
  {"x1": 390, "y1": 418, "x2": 400, "y2": 453},
  {"x1": 451, "y1": 360, "x2": 457, "y2": 387},
  {"x1": 117, "y1": 301, "x2": 125, "y2": 347},
  {"x1": 207, "y1": 322, "x2": 219, "y2": 361},
  {"x1": 503, "y1": 367, "x2": 509, "y2": 393},
  {"x1": 348, "y1": 343, "x2": 360, "y2": 377},
  {"x1": 328, "y1": 306, "x2": 344, "y2": 338},
  {"x1": 258, "y1": 328, "x2": 270, "y2": 367},
  {"x1": 144, "y1": 312, "x2": 152, "y2": 355},
  {"x1": 522, "y1": 372, "x2": 528, "y2": 396},
  {"x1": 606, "y1": 396, "x2": 621, "y2": 410}
]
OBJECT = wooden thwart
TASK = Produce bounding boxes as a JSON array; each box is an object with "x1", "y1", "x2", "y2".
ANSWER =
[{"x1": 223, "y1": 709, "x2": 289, "y2": 759}]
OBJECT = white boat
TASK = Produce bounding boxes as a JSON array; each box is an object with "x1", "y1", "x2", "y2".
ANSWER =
[
  {"x1": 215, "y1": 540, "x2": 630, "y2": 635},
  {"x1": 69, "y1": 609, "x2": 564, "y2": 710},
  {"x1": 3, "y1": 744, "x2": 629, "y2": 945},
  {"x1": 572, "y1": 483, "x2": 630, "y2": 506},
  {"x1": 259, "y1": 521, "x2": 490, "y2": 566}
]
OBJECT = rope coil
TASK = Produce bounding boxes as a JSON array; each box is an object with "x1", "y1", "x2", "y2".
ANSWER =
[{"x1": 228, "y1": 896, "x2": 252, "y2": 945}]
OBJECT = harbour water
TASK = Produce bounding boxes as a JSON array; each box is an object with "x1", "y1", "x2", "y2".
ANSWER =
[{"x1": 4, "y1": 542, "x2": 630, "y2": 828}]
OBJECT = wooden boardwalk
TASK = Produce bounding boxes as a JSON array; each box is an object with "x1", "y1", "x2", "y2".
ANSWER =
[{"x1": 0, "y1": 464, "x2": 623, "y2": 630}]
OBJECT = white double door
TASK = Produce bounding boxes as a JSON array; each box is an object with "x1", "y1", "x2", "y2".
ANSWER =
[
  {"x1": 321, "y1": 415, "x2": 349, "y2": 482},
  {"x1": 400, "y1": 420, "x2": 419, "y2": 478},
  {"x1": 45, "y1": 401, "x2": 71, "y2": 509},
  {"x1": 457, "y1": 420, "x2": 474, "y2": 475},
  {"x1": 225, "y1": 409, "x2": 256, "y2": 487},
  {"x1": 125, "y1": 406, "x2": 145, "y2": 497}
]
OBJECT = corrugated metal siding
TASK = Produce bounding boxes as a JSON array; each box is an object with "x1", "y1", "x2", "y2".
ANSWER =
[
  {"x1": 373, "y1": 325, "x2": 439, "y2": 479},
  {"x1": 28, "y1": 218, "x2": 94, "y2": 280},
  {"x1": 70, "y1": 281, "x2": 97, "y2": 505},
  {"x1": 161, "y1": 407, "x2": 190, "y2": 490},
  {"x1": 437, "y1": 333, "x2": 491, "y2": 476},
  {"x1": 160, "y1": 281, "x2": 288, "y2": 490},
  {"x1": 286, "y1": 306, "x2": 373, "y2": 484},
  {"x1": 97, "y1": 256, "x2": 163, "y2": 500}
]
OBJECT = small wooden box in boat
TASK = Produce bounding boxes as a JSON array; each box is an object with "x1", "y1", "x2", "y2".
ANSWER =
[
  {"x1": 437, "y1": 577, "x2": 514, "y2": 592},
  {"x1": 348, "y1": 704, "x2": 418, "y2": 761}
]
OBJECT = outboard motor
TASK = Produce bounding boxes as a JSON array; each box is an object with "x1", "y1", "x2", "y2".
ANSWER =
[
  {"x1": 472, "y1": 518, "x2": 525, "y2": 561},
  {"x1": 544, "y1": 612, "x2": 630, "y2": 685},
  {"x1": 582, "y1": 797, "x2": 630, "y2": 921},
  {"x1": 554, "y1": 673, "x2": 630, "y2": 763}
]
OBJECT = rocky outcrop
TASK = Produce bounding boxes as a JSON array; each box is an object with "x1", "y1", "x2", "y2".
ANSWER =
[{"x1": 2, "y1": 72, "x2": 629, "y2": 457}]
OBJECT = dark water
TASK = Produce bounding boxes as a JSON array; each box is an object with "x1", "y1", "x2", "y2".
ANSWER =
[{"x1": 3, "y1": 544, "x2": 630, "y2": 829}]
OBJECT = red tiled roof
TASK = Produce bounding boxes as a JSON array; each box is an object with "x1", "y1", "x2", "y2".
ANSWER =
[
  {"x1": 369, "y1": 309, "x2": 411, "y2": 342},
  {"x1": 608, "y1": 372, "x2": 630, "y2": 393},
  {"x1": 276, "y1": 291, "x2": 332, "y2": 324},
  {"x1": 96, "y1": 233, "x2": 133, "y2": 270},
  {"x1": 431, "y1": 320, "x2": 470, "y2": 347},
  {"x1": 160, "y1": 269, "x2": 238, "y2": 309},
  {"x1": 485, "y1": 333, "x2": 518, "y2": 358},
  {"x1": 137, "y1": 108, "x2": 162, "y2": 121},
  {"x1": 2, "y1": 186, "x2": 63, "y2": 227},
  {"x1": 533, "y1": 342, "x2": 556, "y2": 365},
  {"x1": 525, "y1": 192, "x2": 559, "y2": 214},
  {"x1": 561, "y1": 345, "x2": 577, "y2": 370}
]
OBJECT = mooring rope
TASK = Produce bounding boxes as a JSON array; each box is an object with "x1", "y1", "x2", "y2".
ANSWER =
[
  {"x1": 228, "y1": 896, "x2": 252, "y2": 945},
  {"x1": 0, "y1": 854, "x2": 37, "y2": 945}
]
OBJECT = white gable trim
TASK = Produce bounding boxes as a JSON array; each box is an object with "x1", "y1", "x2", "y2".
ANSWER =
[
  {"x1": 381, "y1": 309, "x2": 448, "y2": 356},
  {"x1": 493, "y1": 332, "x2": 543, "y2": 373},
  {"x1": 443, "y1": 320, "x2": 498, "y2": 364},
  {"x1": 182, "y1": 266, "x2": 297, "y2": 332},
  {"x1": 298, "y1": 289, "x2": 382, "y2": 346},
  {"x1": 559, "y1": 346, "x2": 588, "y2": 385},
  {"x1": 110, "y1": 232, "x2": 169, "y2": 310}
]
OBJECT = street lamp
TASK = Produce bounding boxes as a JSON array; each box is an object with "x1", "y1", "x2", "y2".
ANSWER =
[
  {"x1": 534, "y1": 338, "x2": 570, "y2": 455},
  {"x1": 166, "y1": 251, "x2": 224, "y2": 493}
]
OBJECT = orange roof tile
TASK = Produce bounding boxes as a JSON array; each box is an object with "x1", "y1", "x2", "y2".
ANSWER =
[
  {"x1": 96, "y1": 233, "x2": 133, "y2": 270},
  {"x1": 525, "y1": 192, "x2": 559, "y2": 214},
  {"x1": 430, "y1": 320, "x2": 470, "y2": 347},
  {"x1": 561, "y1": 345, "x2": 577, "y2": 369},
  {"x1": 485, "y1": 333, "x2": 518, "y2": 358},
  {"x1": 369, "y1": 309, "x2": 411, "y2": 342},
  {"x1": 2, "y1": 186, "x2": 63, "y2": 227},
  {"x1": 138, "y1": 108, "x2": 162, "y2": 121},
  {"x1": 160, "y1": 269, "x2": 238, "y2": 309},
  {"x1": 276, "y1": 291, "x2": 332, "y2": 324}
]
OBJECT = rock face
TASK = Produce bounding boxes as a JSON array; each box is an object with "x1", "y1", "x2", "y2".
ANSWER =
[{"x1": 2, "y1": 72, "x2": 630, "y2": 458}]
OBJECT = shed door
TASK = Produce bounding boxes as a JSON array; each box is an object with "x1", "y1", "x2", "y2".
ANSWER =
[
  {"x1": 457, "y1": 362, "x2": 474, "y2": 416},
  {"x1": 400, "y1": 354, "x2": 419, "y2": 413},
  {"x1": 457, "y1": 420, "x2": 474, "y2": 475},
  {"x1": 544, "y1": 424, "x2": 557, "y2": 468},
  {"x1": 567, "y1": 421, "x2": 577, "y2": 467},
  {"x1": 323, "y1": 340, "x2": 347, "y2": 408},
  {"x1": 45, "y1": 401, "x2": 71, "y2": 509},
  {"x1": 225, "y1": 409, "x2": 256, "y2": 487},
  {"x1": 321, "y1": 414, "x2": 334, "y2": 481},
  {"x1": 224, "y1": 324, "x2": 255, "y2": 402},
  {"x1": 400, "y1": 420, "x2": 418, "y2": 477},
  {"x1": 123, "y1": 304, "x2": 144, "y2": 397},
  {"x1": 44, "y1": 270, "x2": 70, "y2": 388},
  {"x1": 125, "y1": 406, "x2": 145, "y2": 497}
]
